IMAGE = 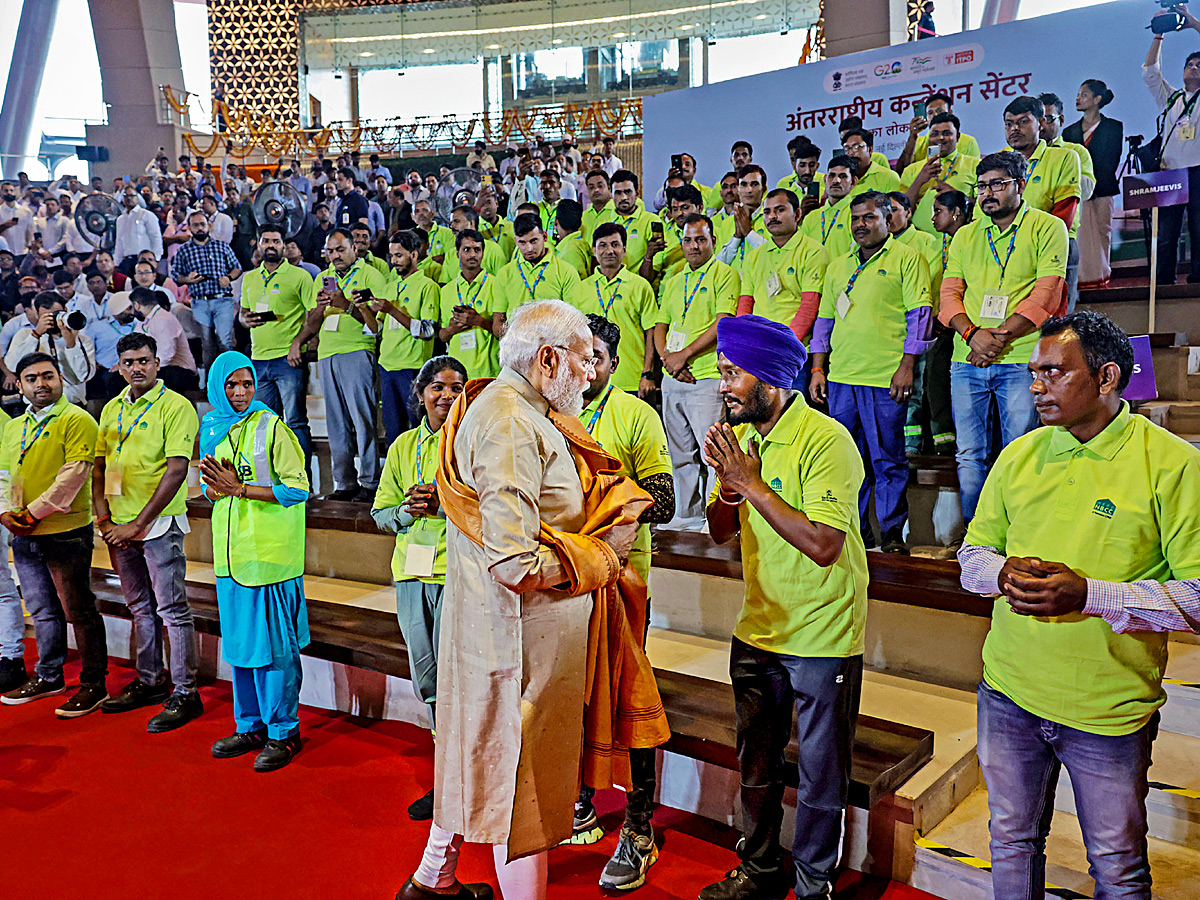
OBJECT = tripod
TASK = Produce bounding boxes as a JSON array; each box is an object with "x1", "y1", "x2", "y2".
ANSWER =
[{"x1": 1120, "y1": 136, "x2": 1154, "y2": 265}]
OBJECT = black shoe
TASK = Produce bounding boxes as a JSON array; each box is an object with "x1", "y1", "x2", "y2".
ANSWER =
[
  {"x1": 881, "y1": 527, "x2": 909, "y2": 555},
  {"x1": 324, "y1": 487, "x2": 360, "y2": 502},
  {"x1": 395, "y1": 877, "x2": 493, "y2": 900},
  {"x1": 55, "y1": 683, "x2": 109, "y2": 718},
  {"x1": 353, "y1": 487, "x2": 377, "y2": 504},
  {"x1": 1, "y1": 674, "x2": 65, "y2": 705},
  {"x1": 698, "y1": 866, "x2": 792, "y2": 900},
  {"x1": 0, "y1": 657, "x2": 28, "y2": 694},
  {"x1": 147, "y1": 691, "x2": 204, "y2": 733},
  {"x1": 561, "y1": 796, "x2": 604, "y2": 845},
  {"x1": 101, "y1": 677, "x2": 171, "y2": 713},
  {"x1": 407, "y1": 787, "x2": 434, "y2": 821},
  {"x1": 211, "y1": 728, "x2": 268, "y2": 758},
  {"x1": 254, "y1": 734, "x2": 301, "y2": 772},
  {"x1": 600, "y1": 824, "x2": 658, "y2": 890}
]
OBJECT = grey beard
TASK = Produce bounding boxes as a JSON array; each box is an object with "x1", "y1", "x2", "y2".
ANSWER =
[{"x1": 543, "y1": 367, "x2": 586, "y2": 417}]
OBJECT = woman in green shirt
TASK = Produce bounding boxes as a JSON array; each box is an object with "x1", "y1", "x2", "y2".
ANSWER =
[{"x1": 371, "y1": 355, "x2": 466, "y2": 822}]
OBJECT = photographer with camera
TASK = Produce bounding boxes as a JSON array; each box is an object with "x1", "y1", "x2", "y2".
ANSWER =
[
  {"x1": 1144, "y1": 2, "x2": 1200, "y2": 284},
  {"x1": 4, "y1": 292, "x2": 96, "y2": 406}
]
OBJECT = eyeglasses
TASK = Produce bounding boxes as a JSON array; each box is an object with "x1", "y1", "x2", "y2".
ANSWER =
[
  {"x1": 976, "y1": 178, "x2": 1019, "y2": 196},
  {"x1": 553, "y1": 345, "x2": 599, "y2": 372},
  {"x1": 842, "y1": 142, "x2": 868, "y2": 153}
]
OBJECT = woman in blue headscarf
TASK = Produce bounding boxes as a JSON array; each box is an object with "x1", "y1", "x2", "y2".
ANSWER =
[{"x1": 198, "y1": 351, "x2": 310, "y2": 773}]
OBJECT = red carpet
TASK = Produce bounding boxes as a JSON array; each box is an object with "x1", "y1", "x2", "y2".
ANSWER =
[{"x1": 0, "y1": 644, "x2": 943, "y2": 900}]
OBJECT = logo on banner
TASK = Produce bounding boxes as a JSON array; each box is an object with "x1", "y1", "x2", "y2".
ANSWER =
[
  {"x1": 945, "y1": 49, "x2": 975, "y2": 66},
  {"x1": 874, "y1": 61, "x2": 903, "y2": 77}
]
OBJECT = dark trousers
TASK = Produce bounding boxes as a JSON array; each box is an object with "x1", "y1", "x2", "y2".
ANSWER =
[
  {"x1": 12, "y1": 524, "x2": 107, "y2": 685},
  {"x1": 1156, "y1": 164, "x2": 1200, "y2": 284},
  {"x1": 827, "y1": 381, "x2": 909, "y2": 535},
  {"x1": 730, "y1": 638, "x2": 863, "y2": 899},
  {"x1": 380, "y1": 366, "x2": 418, "y2": 446}
]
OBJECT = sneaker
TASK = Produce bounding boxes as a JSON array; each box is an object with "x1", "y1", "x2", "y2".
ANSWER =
[
  {"x1": 212, "y1": 728, "x2": 268, "y2": 758},
  {"x1": 881, "y1": 527, "x2": 909, "y2": 555},
  {"x1": 0, "y1": 657, "x2": 28, "y2": 694},
  {"x1": 147, "y1": 691, "x2": 204, "y2": 733},
  {"x1": 353, "y1": 487, "x2": 377, "y2": 504},
  {"x1": 599, "y1": 825, "x2": 659, "y2": 891},
  {"x1": 407, "y1": 787, "x2": 434, "y2": 821},
  {"x1": 55, "y1": 683, "x2": 109, "y2": 718},
  {"x1": 561, "y1": 796, "x2": 604, "y2": 846},
  {"x1": 1, "y1": 674, "x2": 65, "y2": 705},
  {"x1": 323, "y1": 487, "x2": 360, "y2": 502},
  {"x1": 254, "y1": 734, "x2": 302, "y2": 772},
  {"x1": 101, "y1": 677, "x2": 171, "y2": 714},
  {"x1": 698, "y1": 866, "x2": 792, "y2": 900}
]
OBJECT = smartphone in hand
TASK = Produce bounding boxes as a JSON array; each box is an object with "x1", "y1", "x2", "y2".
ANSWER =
[
  {"x1": 322, "y1": 275, "x2": 339, "y2": 294},
  {"x1": 914, "y1": 101, "x2": 927, "y2": 119}
]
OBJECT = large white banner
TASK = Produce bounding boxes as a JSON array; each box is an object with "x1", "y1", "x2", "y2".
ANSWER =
[{"x1": 644, "y1": 0, "x2": 1185, "y2": 190}]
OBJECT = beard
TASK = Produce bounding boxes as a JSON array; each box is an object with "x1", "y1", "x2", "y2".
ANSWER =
[
  {"x1": 726, "y1": 380, "x2": 772, "y2": 425},
  {"x1": 262, "y1": 248, "x2": 282, "y2": 262},
  {"x1": 543, "y1": 365, "x2": 587, "y2": 417}
]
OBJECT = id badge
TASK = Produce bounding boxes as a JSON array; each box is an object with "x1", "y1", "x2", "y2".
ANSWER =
[
  {"x1": 255, "y1": 301, "x2": 271, "y2": 314},
  {"x1": 322, "y1": 313, "x2": 341, "y2": 332},
  {"x1": 403, "y1": 525, "x2": 438, "y2": 578},
  {"x1": 665, "y1": 329, "x2": 687, "y2": 353},
  {"x1": 459, "y1": 330, "x2": 477, "y2": 351},
  {"x1": 1182, "y1": 125, "x2": 1197, "y2": 142},
  {"x1": 387, "y1": 314, "x2": 403, "y2": 331},
  {"x1": 105, "y1": 463, "x2": 123, "y2": 497},
  {"x1": 8, "y1": 475, "x2": 22, "y2": 510},
  {"x1": 835, "y1": 291, "x2": 852, "y2": 319},
  {"x1": 979, "y1": 293, "x2": 1009, "y2": 322},
  {"x1": 766, "y1": 272, "x2": 782, "y2": 297}
]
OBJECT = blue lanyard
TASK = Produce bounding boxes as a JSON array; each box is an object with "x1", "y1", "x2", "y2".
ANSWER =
[
  {"x1": 456, "y1": 273, "x2": 487, "y2": 308},
  {"x1": 595, "y1": 275, "x2": 621, "y2": 316},
  {"x1": 820, "y1": 205, "x2": 840, "y2": 242},
  {"x1": 986, "y1": 206, "x2": 1028, "y2": 287},
  {"x1": 844, "y1": 245, "x2": 884, "y2": 296},
  {"x1": 585, "y1": 386, "x2": 615, "y2": 435},
  {"x1": 941, "y1": 234, "x2": 949, "y2": 274},
  {"x1": 115, "y1": 384, "x2": 166, "y2": 455},
  {"x1": 334, "y1": 263, "x2": 360, "y2": 294},
  {"x1": 261, "y1": 266, "x2": 279, "y2": 291},
  {"x1": 518, "y1": 258, "x2": 548, "y2": 301},
  {"x1": 681, "y1": 265, "x2": 709, "y2": 323},
  {"x1": 19, "y1": 412, "x2": 56, "y2": 465},
  {"x1": 1027, "y1": 156, "x2": 1040, "y2": 177}
]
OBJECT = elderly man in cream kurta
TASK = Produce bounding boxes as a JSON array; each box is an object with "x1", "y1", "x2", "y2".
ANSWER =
[{"x1": 398, "y1": 299, "x2": 637, "y2": 900}]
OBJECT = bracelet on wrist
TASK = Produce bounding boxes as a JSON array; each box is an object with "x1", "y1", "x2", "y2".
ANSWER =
[
  {"x1": 718, "y1": 485, "x2": 743, "y2": 504},
  {"x1": 962, "y1": 325, "x2": 980, "y2": 344},
  {"x1": 95, "y1": 513, "x2": 112, "y2": 525},
  {"x1": 810, "y1": 366, "x2": 825, "y2": 374}
]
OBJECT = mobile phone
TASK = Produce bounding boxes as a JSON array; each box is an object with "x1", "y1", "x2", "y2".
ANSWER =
[
  {"x1": 806, "y1": 181, "x2": 821, "y2": 199},
  {"x1": 322, "y1": 275, "x2": 339, "y2": 294},
  {"x1": 914, "y1": 101, "x2": 927, "y2": 119},
  {"x1": 353, "y1": 289, "x2": 375, "y2": 305},
  {"x1": 651, "y1": 221, "x2": 663, "y2": 237},
  {"x1": 927, "y1": 144, "x2": 941, "y2": 159},
  {"x1": 482, "y1": 173, "x2": 493, "y2": 186},
  {"x1": 671, "y1": 154, "x2": 683, "y2": 171},
  {"x1": 255, "y1": 310, "x2": 278, "y2": 321}
]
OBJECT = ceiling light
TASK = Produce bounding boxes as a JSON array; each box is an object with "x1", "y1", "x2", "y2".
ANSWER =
[
  {"x1": 486, "y1": 43, "x2": 501, "y2": 49},
  {"x1": 612, "y1": 31, "x2": 627, "y2": 38},
  {"x1": 679, "y1": 23, "x2": 694, "y2": 29},
  {"x1": 552, "y1": 38, "x2": 563, "y2": 44},
  {"x1": 422, "y1": 48, "x2": 435, "y2": 53},
  {"x1": 753, "y1": 13, "x2": 767, "y2": 19},
  {"x1": 359, "y1": 51, "x2": 375, "y2": 57}
]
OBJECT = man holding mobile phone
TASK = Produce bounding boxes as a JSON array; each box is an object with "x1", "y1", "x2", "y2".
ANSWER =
[
  {"x1": 896, "y1": 92, "x2": 983, "y2": 173},
  {"x1": 900, "y1": 112, "x2": 979, "y2": 235}
]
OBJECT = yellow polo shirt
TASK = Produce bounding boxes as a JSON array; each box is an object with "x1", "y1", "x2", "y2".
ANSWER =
[
  {"x1": 1011, "y1": 140, "x2": 1082, "y2": 238},
  {"x1": 425, "y1": 224, "x2": 456, "y2": 266},
  {"x1": 741, "y1": 230, "x2": 830, "y2": 330},
  {"x1": 554, "y1": 232, "x2": 594, "y2": 279},
  {"x1": 708, "y1": 393, "x2": 868, "y2": 657},
  {"x1": 656, "y1": 257, "x2": 740, "y2": 381},
  {"x1": 579, "y1": 384, "x2": 672, "y2": 582},
  {"x1": 96, "y1": 382, "x2": 198, "y2": 525},
  {"x1": 478, "y1": 217, "x2": 516, "y2": 261},
  {"x1": 894, "y1": 225, "x2": 943, "y2": 303},
  {"x1": 314, "y1": 261, "x2": 390, "y2": 360},
  {"x1": 374, "y1": 420, "x2": 447, "y2": 583},
  {"x1": 610, "y1": 201, "x2": 657, "y2": 274},
  {"x1": 582, "y1": 201, "x2": 613, "y2": 243},
  {"x1": 241, "y1": 259, "x2": 317, "y2": 362},
  {"x1": 573, "y1": 270, "x2": 659, "y2": 392},
  {"x1": 799, "y1": 197, "x2": 855, "y2": 262},
  {"x1": 379, "y1": 270, "x2": 442, "y2": 372},
  {"x1": 440, "y1": 237, "x2": 507, "y2": 285},
  {"x1": 968, "y1": 403, "x2": 1200, "y2": 735},
  {"x1": 819, "y1": 237, "x2": 931, "y2": 388},
  {"x1": 0, "y1": 396, "x2": 97, "y2": 535},
  {"x1": 726, "y1": 208, "x2": 770, "y2": 272},
  {"x1": 776, "y1": 171, "x2": 826, "y2": 195},
  {"x1": 494, "y1": 253, "x2": 582, "y2": 315},
  {"x1": 439, "y1": 273, "x2": 498, "y2": 379},
  {"x1": 942, "y1": 202, "x2": 1068, "y2": 365},
  {"x1": 914, "y1": 131, "x2": 981, "y2": 162},
  {"x1": 1052, "y1": 136, "x2": 1096, "y2": 202},
  {"x1": 362, "y1": 252, "x2": 391, "y2": 279},
  {"x1": 853, "y1": 161, "x2": 902, "y2": 195},
  {"x1": 651, "y1": 221, "x2": 687, "y2": 286},
  {"x1": 899, "y1": 151, "x2": 980, "y2": 236}
]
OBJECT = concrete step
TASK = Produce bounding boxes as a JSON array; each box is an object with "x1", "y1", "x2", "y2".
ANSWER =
[
  {"x1": 1164, "y1": 638, "x2": 1200, "y2": 738},
  {"x1": 912, "y1": 785, "x2": 1200, "y2": 900}
]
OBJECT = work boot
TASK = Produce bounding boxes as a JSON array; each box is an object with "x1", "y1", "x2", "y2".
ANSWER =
[
  {"x1": 211, "y1": 728, "x2": 268, "y2": 758},
  {"x1": 101, "y1": 677, "x2": 170, "y2": 713},
  {"x1": 0, "y1": 657, "x2": 28, "y2": 693},
  {"x1": 147, "y1": 691, "x2": 204, "y2": 732},
  {"x1": 254, "y1": 734, "x2": 302, "y2": 772}
]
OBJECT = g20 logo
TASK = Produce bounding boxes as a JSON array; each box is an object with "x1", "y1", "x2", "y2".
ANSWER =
[{"x1": 874, "y1": 61, "x2": 902, "y2": 77}]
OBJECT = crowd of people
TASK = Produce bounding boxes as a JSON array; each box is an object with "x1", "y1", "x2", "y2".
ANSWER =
[{"x1": 0, "y1": 27, "x2": 1197, "y2": 900}]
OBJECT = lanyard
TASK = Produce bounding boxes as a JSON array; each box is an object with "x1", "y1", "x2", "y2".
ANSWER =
[
  {"x1": 414, "y1": 426, "x2": 429, "y2": 483},
  {"x1": 456, "y1": 273, "x2": 488, "y2": 308},
  {"x1": 334, "y1": 263, "x2": 359, "y2": 294},
  {"x1": 595, "y1": 275, "x2": 622, "y2": 316},
  {"x1": 1027, "y1": 156, "x2": 1039, "y2": 178},
  {"x1": 986, "y1": 206, "x2": 1028, "y2": 287},
  {"x1": 19, "y1": 411, "x2": 56, "y2": 465},
  {"x1": 115, "y1": 383, "x2": 166, "y2": 455},
  {"x1": 585, "y1": 386, "x2": 615, "y2": 435},
  {"x1": 681, "y1": 265, "x2": 709, "y2": 322},
  {"x1": 941, "y1": 234, "x2": 949, "y2": 274},
  {"x1": 844, "y1": 245, "x2": 884, "y2": 297},
  {"x1": 518, "y1": 258, "x2": 548, "y2": 301},
  {"x1": 820, "y1": 205, "x2": 840, "y2": 242},
  {"x1": 261, "y1": 265, "x2": 280, "y2": 291}
]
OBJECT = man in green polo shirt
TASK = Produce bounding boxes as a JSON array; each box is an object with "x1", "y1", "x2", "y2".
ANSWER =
[
  {"x1": 654, "y1": 213, "x2": 739, "y2": 531},
  {"x1": 440, "y1": 205, "x2": 506, "y2": 284},
  {"x1": 608, "y1": 169, "x2": 658, "y2": 277},
  {"x1": 476, "y1": 186, "x2": 516, "y2": 261},
  {"x1": 900, "y1": 112, "x2": 980, "y2": 236},
  {"x1": 573, "y1": 222, "x2": 658, "y2": 398},
  {"x1": 1039, "y1": 91, "x2": 1095, "y2": 313},
  {"x1": 642, "y1": 184, "x2": 704, "y2": 291},
  {"x1": 798, "y1": 154, "x2": 858, "y2": 261},
  {"x1": 371, "y1": 230, "x2": 442, "y2": 444},
  {"x1": 581, "y1": 169, "x2": 614, "y2": 242},
  {"x1": 702, "y1": 314, "x2": 868, "y2": 900},
  {"x1": 959, "y1": 311, "x2": 1200, "y2": 900},
  {"x1": 439, "y1": 229, "x2": 500, "y2": 379},
  {"x1": 0, "y1": 353, "x2": 106, "y2": 717},
  {"x1": 305, "y1": 227, "x2": 388, "y2": 502},
  {"x1": 709, "y1": 171, "x2": 741, "y2": 248},
  {"x1": 896, "y1": 91, "x2": 983, "y2": 172},
  {"x1": 810, "y1": 190, "x2": 932, "y2": 553},
  {"x1": 554, "y1": 199, "x2": 593, "y2": 279},
  {"x1": 537, "y1": 168, "x2": 563, "y2": 233},
  {"x1": 840, "y1": 128, "x2": 901, "y2": 195},
  {"x1": 717, "y1": 165, "x2": 772, "y2": 272},
  {"x1": 351, "y1": 222, "x2": 390, "y2": 278},
  {"x1": 413, "y1": 199, "x2": 454, "y2": 278},
  {"x1": 239, "y1": 224, "x2": 316, "y2": 465},
  {"x1": 939, "y1": 151, "x2": 1068, "y2": 523},
  {"x1": 92, "y1": 332, "x2": 202, "y2": 731},
  {"x1": 492, "y1": 212, "x2": 581, "y2": 326},
  {"x1": 777, "y1": 137, "x2": 825, "y2": 199}
]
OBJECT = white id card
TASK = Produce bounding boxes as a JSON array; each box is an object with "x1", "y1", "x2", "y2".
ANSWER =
[
  {"x1": 459, "y1": 330, "x2": 477, "y2": 351},
  {"x1": 255, "y1": 301, "x2": 271, "y2": 314},
  {"x1": 404, "y1": 538, "x2": 437, "y2": 577},
  {"x1": 387, "y1": 314, "x2": 403, "y2": 330},
  {"x1": 322, "y1": 313, "x2": 341, "y2": 332},
  {"x1": 105, "y1": 464, "x2": 123, "y2": 497},
  {"x1": 765, "y1": 272, "x2": 782, "y2": 297},
  {"x1": 835, "y1": 291, "x2": 852, "y2": 319},
  {"x1": 979, "y1": 293, "x2": 1009, "y2": 321},
  {"x1": 8, "y1": 475, "x2": 22, "y2": 509},
  {"x1": 1182, "y1": 125, "x2": 1197, "y2": 142},
  {"x1": 665, "y1": 329, "x2": 687, "y2": 353}
]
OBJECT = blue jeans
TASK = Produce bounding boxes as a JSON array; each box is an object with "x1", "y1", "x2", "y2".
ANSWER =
[
  {"x1": 977, "y1": 681, "x2": 1156, "y2": 900},
  {"x1": 950, "y1": 361, "x2": 1038, "y2": 521},
  {"x1": 0, "y1": 525, "x2": 23, "y2": 659},
  {"x1": 380, "y1": 366, "x2": 418, "y2": 446},
  {"x1": 253, "y1": 356, "x2": 312, "y2": 464},
  {"x1": 191, "y1": 295, "x2": 237, "y2": 371},
  {"x1": 826, "y1": 381, "x2": 909, "y2": 535}
]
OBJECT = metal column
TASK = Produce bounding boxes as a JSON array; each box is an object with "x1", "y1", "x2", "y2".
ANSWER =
[{"x1": 0, "y1": 0, "x2": 61, "y2": 179}]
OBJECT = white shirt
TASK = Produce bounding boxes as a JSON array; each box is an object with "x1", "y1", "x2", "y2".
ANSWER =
[
  {"x1": 1144, "y1": 60, "x2": 1200, "y2": 170},
  {"x1": 63, "y1": 217, "x2": 93, "y2": 253},
  {"x1": 36, "y1": 212, "x2": 71, "y2": 256},
  {"x1": 0, "y1": 202, "x2": 33, "y2": 251},
  {"x1": 4, "y1": 329, "x2": 97, "y2": 405},
  {"x1": 601, "y1": 154, "x2": 623, "y2": 177},
  {"x1": 208, "y1": 211, "x2": 235, "y2": 244},
  {"x1": 114, "y1": 206, "x2": 164, "y2": 261}
]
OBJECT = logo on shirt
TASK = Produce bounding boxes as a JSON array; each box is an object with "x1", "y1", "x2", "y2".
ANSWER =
[
  {"x1": 699, "y1": 286, "x2": 708, "y2": 293},
  {"x1": 1031, "y1": 175, "x2": 1042, "y2": 182},
  {"x1": 877, "y1": 269, "x2": 888, "y2": 276},
  {"x1": 820, "y1": 489, "x2": 838, "y2": 502},
  {"x1": 787, "y1": 266, "x2": 795, "y2": 274},
  {"x1": 1092, "y1": 498, "x2": 1116, "y2": 519},
  {"x1": 769, "y1": 477, "x2": 783, "y2": 491}
]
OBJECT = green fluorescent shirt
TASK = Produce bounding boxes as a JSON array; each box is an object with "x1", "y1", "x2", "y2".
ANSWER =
[
  {"x1": 374, "y1": 420, "x2": 448, "y2": 583},
  {"x1": 494, "y1": 253, "x2": 582, "y2": 315},
  {"x1": 578, "y1": 384, "x2": 672, "y2": 581},
  {"x1": 555, "y1": 232, "x2": 594, "y2": 279},
  {"x1": 582, "y1": 200, "x2": 613, "y2": 243},
  {"x1": 942, "y1": 202, "x2": 1068, "y2": 365},
  {"x1": 799, "y1": 197, "x2": 855, "y2": 262},
  {"x1": 573, "y1": 270, "x2": 659, "y2": 392},
  {"x1": 440, "y1": 238, "x2": 507, "y2": 284},
  {"x1": 478, "y1": 217, "x2": 516, "y2": 260},
  {"x1": 426, "y1": 224, "x2": 457, "y2": 269},
  {"x1": 727, "y1": 209, "x2": 771, "y2": 272},
  {"x1": 655, "y1": 257, "x2": 740, "y2": 381},
  {"x1": 439, "y1": 273, "x2": 499, "y2": 379},
  {"x1": 967, "y1": 404, "x2": 1200, "y2": 735},
  {"x1": 96, "y1": 383, "x2": 199, "y2": 524},
  {"x1": 1010, "y1": 140, "x2": 1082, "y2": 237},
  {"x1": 1052, "y1": 135, "x2": 1096, "y2": 202},
  {"x1": 709, "y1": 394, "x2": 868, "y2": 657},
  {"x1": 363, "y1": 252, "x2": 391, "y2": 279},
  {"x1": 853, "y1": 162, "x2": 902, "y2": 195},
  {"x1": 899, "y1": 152, "x2": 980, "y2": 236},
  {"x1": 741, "y1": 230, "x2": 829, "y2": 330},
  {"x1": 241, "y1": 259, "x2": 317, "y2": 361},
  {"x1": 610, "y1": 202, "x2": 657, "y2": 274},
  {"x1": 314, "y1": 261, "x2": 390, "y2": 360},
  {"x1": 914, "y1": 131, "x2": 981, "y2": 161},
  {"x1": 894, "y1": 226, "x2": 943, "y2": 305},
  {"x1": 776, "y1": 170, "x2": 826, "y2": 195},
  {"x1": 378, "y1": 270, "x2": 442, "y2": 372},
  {"x1": 652, "y1": 221, "x2": 688, "y2": 288},
  {"x1": 819, "y1": 237, "x2": 931, "y2": 388}
]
